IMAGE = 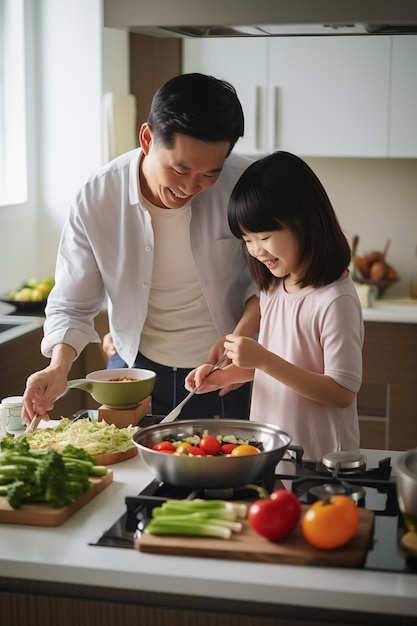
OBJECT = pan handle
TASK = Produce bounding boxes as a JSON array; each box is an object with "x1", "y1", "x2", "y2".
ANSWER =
[{"x1": 285, "y1": 445, "x2": 304, "y2": 466}]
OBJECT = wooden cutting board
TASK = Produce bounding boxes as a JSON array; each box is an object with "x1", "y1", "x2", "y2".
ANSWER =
[
  {"x1": 135, "y1": 506, "x2": 375, "y2": 568},
  {"x1": 94, "y1": 446, "x2": 137, "y2": 465},
  {"x1": 0, "y1": 470, "x2": 113, "y2": 527}
]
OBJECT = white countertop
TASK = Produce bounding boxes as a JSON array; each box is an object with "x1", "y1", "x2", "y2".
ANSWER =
[
  {"x1": 0, "y1": 437, "x2": 416, "y2": 619},
  {"x1": 0, "y1": 314, "x2": 44, "y2": 344},
  {"x1": 362, "y1": 299, "x2": 417, "y2": 324}
]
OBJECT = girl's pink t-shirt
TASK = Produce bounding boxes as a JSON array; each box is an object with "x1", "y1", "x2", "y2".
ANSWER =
[{"x1": 250, "y1": 274, "x2": 364, "y2": 461}]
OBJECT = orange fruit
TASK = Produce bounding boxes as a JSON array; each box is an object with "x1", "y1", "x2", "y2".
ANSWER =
[
  {"x1": 36, "y1": 282, "x2": 53, "y2": 297},
  {"x1": 231, "y1": 444, "x2": 260, "y2": 457}
]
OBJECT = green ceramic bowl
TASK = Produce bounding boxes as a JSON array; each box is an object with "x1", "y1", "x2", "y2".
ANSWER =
[{"x1": 66, "y1": 368, "x2": 156, "y2": 408}]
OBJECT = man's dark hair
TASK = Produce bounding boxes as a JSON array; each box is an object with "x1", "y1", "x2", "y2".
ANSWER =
[{"x1": 148, "y1": 73, "x2": 244, "y2": 156}]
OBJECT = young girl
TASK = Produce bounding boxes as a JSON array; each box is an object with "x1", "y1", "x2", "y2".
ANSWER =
[{"x1": 185, "y1": 151, "x2": 364, "y2": 461}]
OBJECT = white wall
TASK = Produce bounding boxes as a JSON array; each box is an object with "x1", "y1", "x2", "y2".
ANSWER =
[
  {"x1": 37, "y1": 0, "x2": 103, "y2": 277},
  {"x1": 0, "y1": 1, "x2": 130, "y2": 295},
  {"x1": 0, "y1": 0, "x2": 38, "y2": 293},
  {"x1": 305, "y1": 157, "x2": 417, "y2": 299}
]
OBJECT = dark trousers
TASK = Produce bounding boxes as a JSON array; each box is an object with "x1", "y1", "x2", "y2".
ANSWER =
[{"x1": 108, "y1": 351, "x2": 251, "y2": 419}]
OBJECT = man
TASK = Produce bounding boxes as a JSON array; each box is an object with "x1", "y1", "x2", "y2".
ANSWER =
[{"x1": 22, "y1": 73, "x2": 259, "y2": 423}]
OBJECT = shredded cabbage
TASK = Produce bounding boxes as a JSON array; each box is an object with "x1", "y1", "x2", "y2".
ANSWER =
[{"x1": 26, "y1": 418, "x2": 136, "y2": 456}]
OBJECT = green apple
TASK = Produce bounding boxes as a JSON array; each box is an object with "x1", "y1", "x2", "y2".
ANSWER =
[
  {"x1": 42, "y1": 276, "x2": 55, "y2": 287},
  {"x1": 26, "y1": 277, "x2": 40, "y2": 288}
]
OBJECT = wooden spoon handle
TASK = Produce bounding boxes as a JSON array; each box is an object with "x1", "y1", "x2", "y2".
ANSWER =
[
  {"x1": 25, "y1": 414, "x2": 44, "y2": 435},
  {"x1": 383, "y1": 238, "x2": 391, "y2": 260},
  {"x1": 351, "y1": 235, "x2": 359, "y2": 257}
]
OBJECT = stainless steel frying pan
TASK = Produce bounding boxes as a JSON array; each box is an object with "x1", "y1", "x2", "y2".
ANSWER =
[{"x1": 132, "y1": 418, "x2": 292, "y2": 489}]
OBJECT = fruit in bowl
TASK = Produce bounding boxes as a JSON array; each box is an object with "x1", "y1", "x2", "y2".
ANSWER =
[
  {"x1": 3, "y1": 277, "x2": 55, "y2": 310},
  {"x1": 351, "y1": 236, "x2": 399, "y2": 296}
]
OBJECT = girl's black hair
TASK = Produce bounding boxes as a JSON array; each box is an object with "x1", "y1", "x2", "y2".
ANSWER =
[
  {"x1": 228, "y1": 151, "x2": 351, "y2": 291},
  {"x1": 148, "y1": 73, "x2": 244, "y2": 156}
]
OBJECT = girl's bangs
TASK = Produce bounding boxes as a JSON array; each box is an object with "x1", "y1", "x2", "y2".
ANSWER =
[{"x1": 229, "y1": 190, "x2": 283, "y2": 237}]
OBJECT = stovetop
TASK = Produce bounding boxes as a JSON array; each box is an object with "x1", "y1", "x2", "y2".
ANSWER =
[{"x1": 89, "y1": 416, "x2": 416, "y2": 574}]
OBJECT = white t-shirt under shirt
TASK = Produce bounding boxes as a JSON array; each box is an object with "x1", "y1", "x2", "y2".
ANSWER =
[
  {"x1": 139, "y1": 195, "x2": 220, "y2": 368},
  {"x1": 250, "y1": 274, "x2": 364, "y2": 461}
]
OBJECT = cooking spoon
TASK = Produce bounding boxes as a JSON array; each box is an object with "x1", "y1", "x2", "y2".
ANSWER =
[
  {"x1": 161, "y1": 355, "x2": 228, "y2": 424},
  {"x1": 24, "y1": 414, "x2": 45, "y2": 435}
]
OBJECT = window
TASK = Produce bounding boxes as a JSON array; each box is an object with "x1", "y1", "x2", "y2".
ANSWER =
[{"x1": 0, "y1": 0, "x2": 27, "y2": 206}]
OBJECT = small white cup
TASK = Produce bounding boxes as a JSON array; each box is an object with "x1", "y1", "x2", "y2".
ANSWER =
[
  {"x1": 0, "y1": 396, "x2": 25, "y2": 432},
  {"x1": 0, "y1": 406, "x2": 8, "y2": 439}
]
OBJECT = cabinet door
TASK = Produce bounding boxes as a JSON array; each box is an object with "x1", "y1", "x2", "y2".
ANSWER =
[
  {"x1": 389, "y1": 36, "x2": 417, "y2": 157},
  {"x1": 268, "y1": 36, "x2": 391, "y2": 157},
  {"x1": 182, "y1": 38, "x2": 268, "y2": 155}
]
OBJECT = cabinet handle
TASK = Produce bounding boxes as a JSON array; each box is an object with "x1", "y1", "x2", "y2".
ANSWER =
[
  {"x1": 255, "y1": 86, "x2": 263, "y2": 151},
  {"x1": 273, "y1": 86, "x2": 280, "y2": 150}
]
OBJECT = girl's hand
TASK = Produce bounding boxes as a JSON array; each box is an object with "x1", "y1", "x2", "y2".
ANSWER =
[
  {"x1": 224, "y1": 334, "x2": 264, "y2": 369},
  {"x1": 185, "y1": 364, "x2": 225, "y2": 394}
]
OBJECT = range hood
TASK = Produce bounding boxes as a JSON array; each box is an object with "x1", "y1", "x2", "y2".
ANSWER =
[{"x1": 103, "y1": 0, "x2": 417, "y2": 37}]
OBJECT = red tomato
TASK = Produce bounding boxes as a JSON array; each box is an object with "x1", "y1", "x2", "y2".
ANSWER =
[
  {"x1": 248, "y1": 490, "x2": 301, "y2": 540},
  {"x1": 199, "y1": 435, "x2": 221, "y2": 456},
  {"x1": 187, "y1": 446, "x2": 207, "y2": 456},
  {"x1": 301, "y1": 495, "x2": 360, "y2": 550},
  {"x1": 221, "y1": 443, "x2": 238, "y2": 455},
  {"x1": 152, "y1": 441, "x2": 175, "y2": 452}
]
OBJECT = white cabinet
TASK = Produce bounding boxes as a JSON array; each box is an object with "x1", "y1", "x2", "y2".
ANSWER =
[
  {"x1": 267, "y1": 37, "x2": 390, "y2": 157},
  {"x1": 389, "y1": 36, "x2": 417, "y2": 157},
  {"x1": 183, "y1": 36, "x2": 417, "y2": 158},
  {"x1": 183, "y1": 38, "x2": 268, "y2": 155}
]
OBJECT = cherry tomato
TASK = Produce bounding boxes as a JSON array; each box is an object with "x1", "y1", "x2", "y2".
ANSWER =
[
  {"x1": 152, "y1": 441, "x2": 175, "y2": 452},
  {"x1": 301, "y1": 495, "x2": 360, "y2": 550},
  {"x1": 221, "y1": 443, "x2": 238, "y2": 455},
  {"x1": 248, "y1": 490, "x2": 301, "y2": 540},
  {"x1": 199, "y1": 435, "x2": 221, "y2": 456},
  {"x1": 187, "y1": 446, "x2": 207, "y2": 456},
  {"x1": 231, "y1": 444, "x2": 260, "y2": 457}
]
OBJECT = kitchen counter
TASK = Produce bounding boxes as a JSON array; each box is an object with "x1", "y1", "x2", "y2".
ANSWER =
[
  {"x1": 0, "y1": 314, "x2": 44, "y2": 344},
  {"x1": 0, "y1": 439, "x2": 416, "y2": 624},
  {"x1": 362, "y1": 299, "x2": 417, "y2": 324}
]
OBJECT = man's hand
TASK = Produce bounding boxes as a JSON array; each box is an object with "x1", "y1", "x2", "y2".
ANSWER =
[
  {"x1": 22, "y1": 343, "x2": 76, "y2": 425},
  {"x1": 22, "y1": 367, "x2": 67, "y2": 424}
]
